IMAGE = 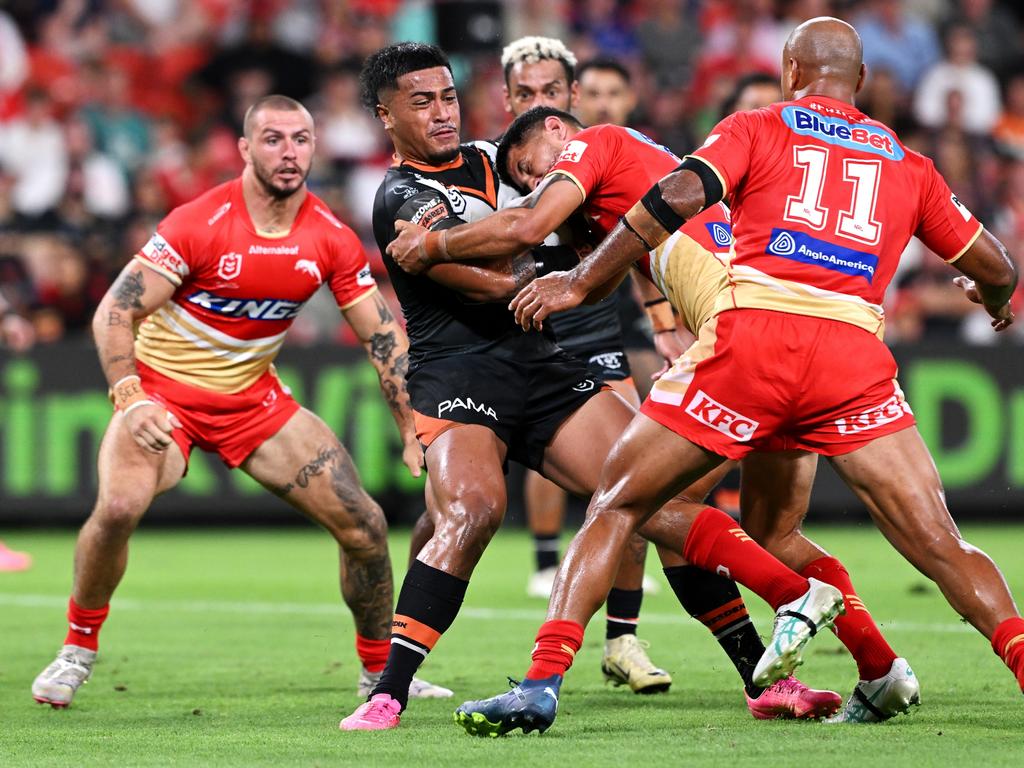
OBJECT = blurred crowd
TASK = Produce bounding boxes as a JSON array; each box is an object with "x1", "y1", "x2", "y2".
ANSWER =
[{"x1": 1, "y1": 0, "x2": 1023, "y2": 349}]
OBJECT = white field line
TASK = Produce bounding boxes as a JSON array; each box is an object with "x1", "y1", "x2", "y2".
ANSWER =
[{"x1": 0, "y1": 593, "x2": 975, "y2": 634}]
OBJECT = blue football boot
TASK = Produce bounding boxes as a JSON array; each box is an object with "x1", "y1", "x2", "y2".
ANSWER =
[{"x1": 454, "y1": 675, "x2": 561, "y2": 737}]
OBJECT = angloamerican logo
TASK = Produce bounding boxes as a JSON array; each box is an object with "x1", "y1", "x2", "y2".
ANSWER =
[
  {"x1": 766, "y1": 227, "x2": 878, "y2": 282},
  {"x1": 705, "y1": 222, "x2": 733, "y2": 248},
  {"x1": 781, "y1": 106, "x2": 904, "y2": 160}
]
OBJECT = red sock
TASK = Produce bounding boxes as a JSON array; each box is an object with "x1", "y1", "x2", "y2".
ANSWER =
[
  {"x1": 801, "y1": 556, "x2": 897, "y2": 680},
  {"x1": 355, "y1": 633, "x2": 389, "y2": 673},
  {"x1": 682, "y1": 507, "x2": 807, "y2": 609},
  {"x1": 526, "y1": 619, "x2": 584, "y2": 680},
  {"x1": 65, "y1": 597, "x2": 110, "y2": 652},
  {"x1": 992, "y1": 616, "x2": 1024, "y2": 691}
]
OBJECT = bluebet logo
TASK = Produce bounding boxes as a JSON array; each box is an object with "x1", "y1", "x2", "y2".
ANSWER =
[
  {"x1": 705, "y1": 222, "x2": 733, "y2": 248},
  {"x1": 781, "y1": 107, "x2": 904, "y2": 161},
  {"x1": 766, "y1": 228, "x2": 878, "y2": 282}
]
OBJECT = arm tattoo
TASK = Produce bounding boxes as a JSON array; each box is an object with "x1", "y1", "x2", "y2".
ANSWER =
[
  {"x1": 105, "y1": 353, "x2": 135, "y2": 368},
  {"x1": 368, "y1": 330, "x2": 397, "y2": 367},
  {"x1": 113, "y1": 270, "x2": 145, "y2": 311},
  {"x1": 511, "y1": 253, "x2": 537, "y2": 292},
  {"x1": 372, "y1": 293, "x2": 395, "y2": 325},
  {"x1": 106, "y1": 310, "x2": 133, "y2": 328}
]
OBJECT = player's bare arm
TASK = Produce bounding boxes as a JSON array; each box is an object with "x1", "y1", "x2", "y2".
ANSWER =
[
  {"x1": 510, "y1": 165, "x2": 714, "y2": 330},
  {"x1": 342, "y1": 290, "x2": 423, "y2": 477},
  {"x1": 92, "y1": 261, "x2": 181, "y2": 454},
  {"x1": 424, "y1": 252, "x2": 555, "y2": 302},
  {"x1": 951, "y1": 229, "x2": 1018, "y2": 331},
  {"x1": 387, "y1": 174, "x2": 584, "y2": 273}
]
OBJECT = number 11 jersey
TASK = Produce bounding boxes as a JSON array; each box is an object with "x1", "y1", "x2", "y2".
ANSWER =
[{"x1": 688, "y1": 95, "x2": 982, "y2": 338}]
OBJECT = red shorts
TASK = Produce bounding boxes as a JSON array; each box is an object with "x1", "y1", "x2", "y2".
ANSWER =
[
  {"x1": 640, "y1": 309, "x2": 915, "y2": 460},
  {"x1": 137, "y1": 361, "x2": 300, "y2": 468}
]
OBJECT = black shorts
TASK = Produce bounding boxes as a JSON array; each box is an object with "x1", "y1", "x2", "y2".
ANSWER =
[{"x1": 408, "y1": 350, "x2": 602, "y2": 471}]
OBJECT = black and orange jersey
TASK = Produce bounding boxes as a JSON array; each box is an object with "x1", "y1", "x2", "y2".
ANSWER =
[{"x1": 372, "y1": 145, "x2": 559, "y2": 369}]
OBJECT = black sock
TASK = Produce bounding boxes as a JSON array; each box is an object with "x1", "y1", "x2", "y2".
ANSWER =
[
  {"x1": 664, "y1": 565, "x2": 766, "y2": 697},
  {"x1": 534, "y1": 533, "x2": 560, "y2": 571},
  {"x1": 605, "y1": 587, "x2": 643, "y2": 639},
  {"x1": 373, "y1": 559, "x2": 467, "y2": 710}
]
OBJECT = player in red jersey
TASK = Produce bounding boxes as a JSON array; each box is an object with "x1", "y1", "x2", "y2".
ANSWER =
[
  {"x1": 30, "y1": 95, "x2": 451, "y2": 709},
  {"x1": 478, "y1": 17, "x2": 1023, "y2": 729},
  {"x1": 390, "y1": 105, "x2": 908, "y2": 724}
]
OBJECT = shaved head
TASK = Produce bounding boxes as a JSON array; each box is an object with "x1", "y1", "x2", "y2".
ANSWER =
[{"x1": 782, "y1": 17, "x2": 864, "y2": 101}]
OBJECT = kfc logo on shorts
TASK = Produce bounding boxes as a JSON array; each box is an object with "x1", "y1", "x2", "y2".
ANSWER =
[
  {"x1": 835, "y1": 392, "x2": 912, "y2": 435},
  {"x1": 685, "y1": 389, "x2": 758, "y2": 441},
  {"x1": 217, "y1": 252, "x2": 243, "y2": 280},
  {"x1": 557, "y1": 140, "x2": 588, "y2": 164}
]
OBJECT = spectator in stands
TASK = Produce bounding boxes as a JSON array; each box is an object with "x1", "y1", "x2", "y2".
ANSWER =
[
  {"x1": 633, "y1": 0, "x2": 700, "y2": 90},
  {"x1": 954, "y1": 0, "x2": 1022, "y2": 79},
  {"x1": 0, "y1": 9, "x2": 28, "y2": 120},
  {"x1": 79, "y1": 67, "x2": 152, "y2": 180},
  {"x1": 994, "y1": 74, "x2": 1024, "y2": 161},
  {"x1": 856, "y1": 0, "x2": 941, "y2": 92},
  {"x1": 718, "y1": 72, "x2": 783, "y2": 118},
  {"x1": 0, "y1": 88, "x2": 68, "y2": 227},
  {"x1": 576, "y1": 58, "x2": 637, "y2": 126},
  {"x1": 64, "y1": 116, "x2": 130, "y2": 221},
  {"x1": 915, "y1": 23, "x2": 1001, "y2": 136}
]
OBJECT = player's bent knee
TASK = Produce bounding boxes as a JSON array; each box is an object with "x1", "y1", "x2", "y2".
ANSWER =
[
  {"x1": 437, "y1": 491, "x2": 504, "y2": 544},
  {"x1": 92, "y1": 494, "x2": 149, "y2": 531}
]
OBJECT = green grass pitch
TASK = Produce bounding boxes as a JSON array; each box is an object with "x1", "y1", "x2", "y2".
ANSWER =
[{"x1": 1, "y1": 524, "x2": 1022, "y2": 767}]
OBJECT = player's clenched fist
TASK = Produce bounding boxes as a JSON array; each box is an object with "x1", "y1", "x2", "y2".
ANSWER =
[
  {"x1": 509, "y1": 271, "x2": 586, "y2": 331},
  {"x1": 387, "y1": 220, "x2": 447, "y2": 275},
  {"x1": 953, "y1": 276, "x2": 1015, "y2": 332},
  {"x1": 124, "y1": 403, "x2": 182, "y2": 454}
]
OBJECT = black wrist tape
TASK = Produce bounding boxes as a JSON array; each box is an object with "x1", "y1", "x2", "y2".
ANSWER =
[{"x1": 621, "y1": 216, "x2": 654, "y2": 251}]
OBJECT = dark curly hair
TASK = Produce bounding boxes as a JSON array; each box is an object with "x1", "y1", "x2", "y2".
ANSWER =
[
  {"x1": 496, "y1": 106, "x2": 582, "y2": 188},
  {"x1": 359, "y1": 42, "x2": 452, "y2": 116}
]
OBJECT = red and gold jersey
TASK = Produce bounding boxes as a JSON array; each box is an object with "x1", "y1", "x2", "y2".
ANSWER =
[
  {"x1": 545, "y1": 123, "x2": 733, "y2": 299},
  {"x1": 689, "y1": 95, "x2": 983, "y2": 337},
  {"x1": 134, "y1": 178, "x2": 376, "y2": 393}
]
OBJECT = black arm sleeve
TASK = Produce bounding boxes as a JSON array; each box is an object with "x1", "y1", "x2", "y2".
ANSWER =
[{"x1": 678, "y1": 156, "x2": 725, "y2": 209}]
